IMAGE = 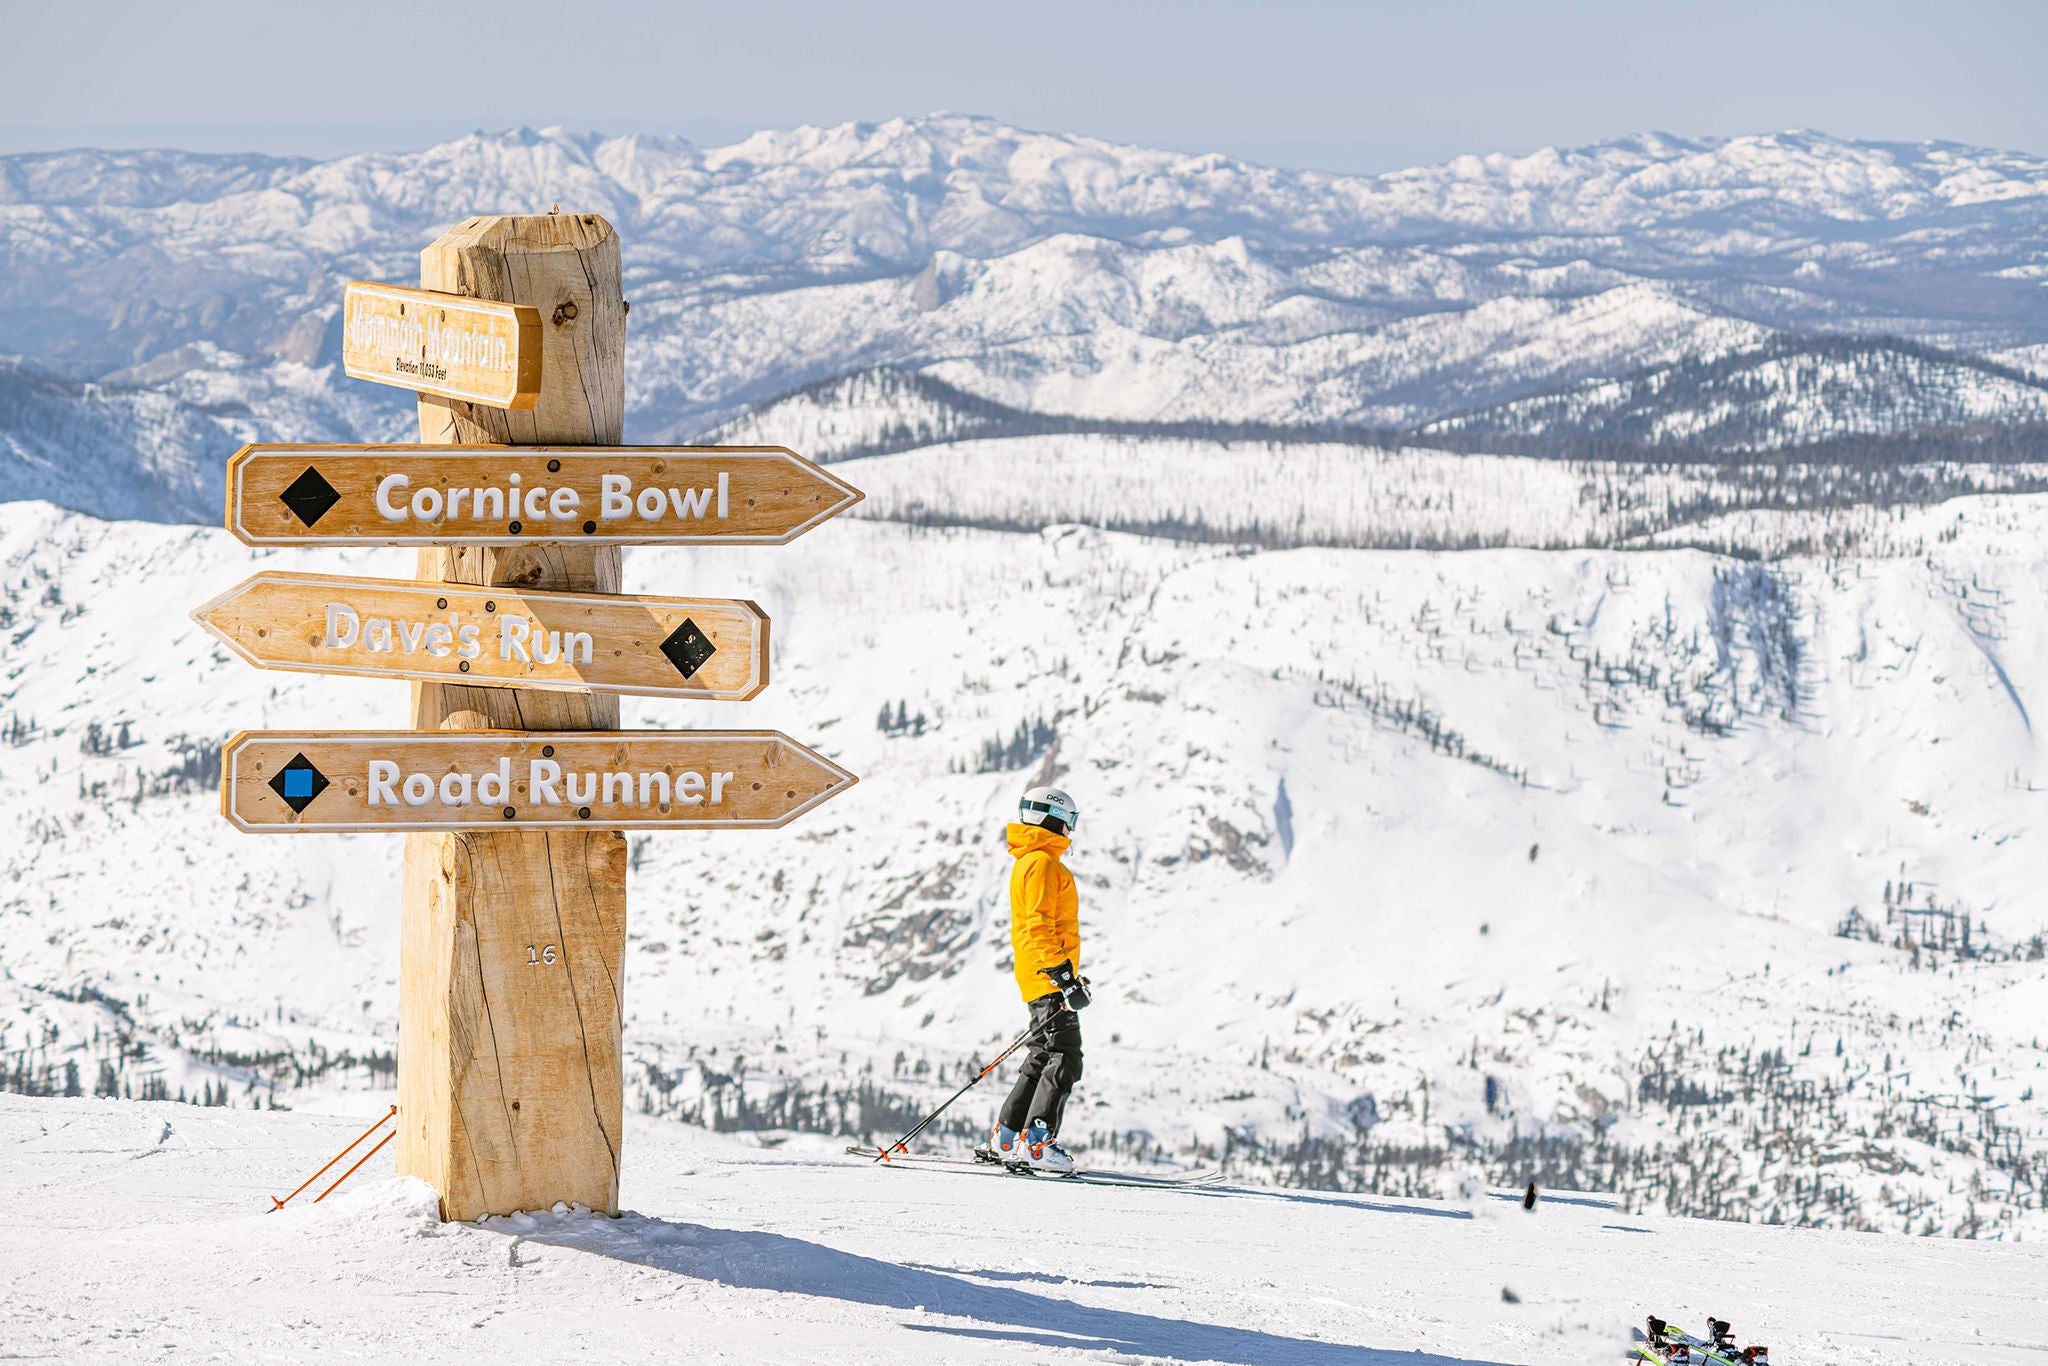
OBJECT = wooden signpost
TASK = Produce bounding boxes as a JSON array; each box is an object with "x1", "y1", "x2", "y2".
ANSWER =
[
  {"x1": 226, "y1": 443, "x2": 863, "y2": 546},
  {"x1": 221, "y1": 731, "x2": 854, "y2": 831},
  {"x1": 199, "y1": 211, "x2": 861, "y2": 1221},
  {"x1": 193, "y1": 572, "x2": 770, "y2": 700},
  {"x1": 343, "y1": 281, "x2": 543, "y2": 409}
]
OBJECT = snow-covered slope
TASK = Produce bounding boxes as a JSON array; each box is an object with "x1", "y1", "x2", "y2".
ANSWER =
[
  {"x1": 5, "y1": 478, "x2": 2046, "y2": 1238},
  {"x1": 3, "y1": 1093, "x2": 2041, "y2": 1366},
  {"x1": 629, "y1": 246, "x2": 1772, "y2": 434},
  {"x1": 8, "y1": 1097, "x2": 2039, "y2": 1366},
  {"x1": 831, "y1": 434, "x2": 2048, "y2": 550},
  {"x1": 10, "y1": 118, "x2": 2048, "y2": 515},
  {"x1": 1432, "y1": 337, "x2": 2048, "y2": 453},
  {"x1": 0, "y1": 352, "x2": 411, "y2": 519}
]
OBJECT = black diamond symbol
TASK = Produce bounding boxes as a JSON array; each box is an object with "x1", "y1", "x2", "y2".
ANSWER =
[
  {"x1": 279, "y1": 466, "x2": 341, "y2": 527},
  {"x1": 659, "y1": 618, "x2": 718, "y2": 679},
  {"x1": 268, "y1": 752, "x2": 330, "y2": 815}
]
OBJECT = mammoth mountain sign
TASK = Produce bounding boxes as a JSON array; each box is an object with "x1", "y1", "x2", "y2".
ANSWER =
[
  {"x1": 226, "y1": 443, "x2": 863, "y2": 546},
  {"x1": 342, "y1": 281, "x2": 543, "y2": 409},
  {"x1": 221, "y1": 730, "x2": 856, "y2": 832},
  {"x1": 192, "y1": 572, "x2": 769, "y2": 700}
]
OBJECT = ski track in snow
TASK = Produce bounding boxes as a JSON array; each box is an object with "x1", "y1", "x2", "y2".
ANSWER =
[{"x1": 1, "y1": 1094, "x2": 2041, "y2": 1366}]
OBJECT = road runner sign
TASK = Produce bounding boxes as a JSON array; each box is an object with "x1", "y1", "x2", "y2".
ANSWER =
[
  {"x1": 222, "y1": 730, "x2": 856, "y2": 832},
  {"x1": 226, "y1": 443, "x2": 863, "y2": 546},
  {"x1": 342, "y1": 281, "x2": 543, "y2": 409},
  {"x1": 192, "y1": 572, "x2": 769, "y2": 700}
]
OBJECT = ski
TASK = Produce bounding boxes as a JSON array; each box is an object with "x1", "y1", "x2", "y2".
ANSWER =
[
  {"x1": 845, "y1": 1145, "x2": 1223, "y2": 1190},
  {"x1": 1635, "y1": 1316, "x2": 1768, "y2": 1366}
]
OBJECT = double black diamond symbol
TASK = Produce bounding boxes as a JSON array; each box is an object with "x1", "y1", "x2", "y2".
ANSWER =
[
  {"x1": 659, "y1": 618, "x2": 717, "y2": 679},
  {"x1": 279, "y1": 466, "x2": 341, "y2": 527},
  {"x1": 268, "y1": 752, "x2": 330, "y2": 814}
]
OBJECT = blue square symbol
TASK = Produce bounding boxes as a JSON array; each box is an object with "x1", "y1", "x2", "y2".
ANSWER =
[{"x1": 268, "y1": 753, "x2": 328, "y2": 814}]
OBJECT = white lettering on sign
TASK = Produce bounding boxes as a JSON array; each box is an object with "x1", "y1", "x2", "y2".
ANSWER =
[
  {"x1": 345, "y1": 296, "x2": 514, "y2": 374},
  {"x1": 372, "y1": 470, "x2": 611, "y2": 526},
  {"x1": 345, "y1": 303, "x2": 423, "y2": 363},
  {"x1": 599, "y1": 473, "x2": 728, "y2": 523},
  {"x1": 496, "y1": 616, "x2": 593, "y2": 666},
  {"x1": 321, "y1": 603, "x2": 483, "y2": 659},
  {"x1": 369, "y1": 471, "x2": 730, "y2": 526},
  {"x1": 364, "y1": 757, "x2": 736, "y2": 809}
]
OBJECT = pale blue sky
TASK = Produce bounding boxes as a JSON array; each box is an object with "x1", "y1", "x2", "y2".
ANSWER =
[{"x1": 5, "y1": 0, "x2": 2044, "y2": 171}]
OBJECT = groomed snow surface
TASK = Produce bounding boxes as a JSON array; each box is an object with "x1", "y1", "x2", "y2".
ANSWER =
[{"x1": 3, "y1": 1093, "x2": 2040, "y2": 1365}]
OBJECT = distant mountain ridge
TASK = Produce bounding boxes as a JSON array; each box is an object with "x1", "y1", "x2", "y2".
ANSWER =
[
  {"x1": 712, "y1": 335, "x2": 2048, "y2": 467},
  {"x1": 7, "y1": 115, "x2": 2048, "y2": 518}
]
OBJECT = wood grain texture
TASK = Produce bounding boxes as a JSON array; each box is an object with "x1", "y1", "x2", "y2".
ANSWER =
[
  {"x1": 400, "y1": 821, "x2": 626, "y2": 1220},
  {"x1": 224, "y1": 444, "x2": 863, "y2": 546},
  {"x1": 416, "y1": 213, "x2": 625, "y2": 447},
  {"x1": 398, "y1": 212, "x2": 630, "y2": 1222},
  {"x1": 341, "y1": 281, "x2": 542, "y2": 409},
  {"x1": 221, "y1": 730, "x2": 856, "y2": 831},
  {"x1": 191, "y1": 571, "x2": 770, "y2": 700}
]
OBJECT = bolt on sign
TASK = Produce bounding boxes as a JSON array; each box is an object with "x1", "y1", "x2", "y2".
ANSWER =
[
  {"x1": 342, "y1": 281, "x2": 543, "y2": 409},
  {"x1": 222, "y1": 731, "x2": 856, "y2": 832},
  {"x1": 192, "y1": 572, "x2": 769, "y2": 700},
  {"x1": 226, "y1": 443, "x2": 864, "y2": 546}
]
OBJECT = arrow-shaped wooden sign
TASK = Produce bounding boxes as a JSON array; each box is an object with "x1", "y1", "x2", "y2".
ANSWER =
[
  {"x1": 225, "y1": 444, "x2": 864, "y2": 547},
  {"x1": 192, "y1": 572, "x2": 768, "y2": 700},
  {"x1": 221, "y1": 730, "x2": 856, "y2": 832},
  {"x1": 343, "y1": 281, "x2": 543, "y2": 409}
]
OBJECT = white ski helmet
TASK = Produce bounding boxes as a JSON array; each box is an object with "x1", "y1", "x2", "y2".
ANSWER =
[{"x1": 1019, "y1": 786, "x2": 1079, "y2": 837}]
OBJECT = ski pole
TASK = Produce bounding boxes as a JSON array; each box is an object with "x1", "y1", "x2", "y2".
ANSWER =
[
  {"x1": 867, "y1": 1014, "x2": 1060, "y2": 1162},
  {"x1": 268, "y1": 1104, "x2": 397, "y2": 1212}
]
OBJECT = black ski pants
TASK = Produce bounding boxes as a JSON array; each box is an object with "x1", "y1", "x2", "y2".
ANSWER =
[{"x1": 998, "y1": 993, "x2": 1083, "y2": 1138}]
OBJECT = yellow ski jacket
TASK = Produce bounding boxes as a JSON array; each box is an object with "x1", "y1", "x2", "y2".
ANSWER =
[{"x1": 1006, "y1": 822, "x2": 1079, "y2": 1002}]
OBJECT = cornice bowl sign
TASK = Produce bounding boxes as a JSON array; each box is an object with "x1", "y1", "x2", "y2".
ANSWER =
[{"x1": 228, "y1": 444, "x2": 863, "y2": 546}]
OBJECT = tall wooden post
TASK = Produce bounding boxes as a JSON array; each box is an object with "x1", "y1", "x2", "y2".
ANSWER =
[{"x1": 396, "y1": 213, "x2": 630, "y2": 1220}]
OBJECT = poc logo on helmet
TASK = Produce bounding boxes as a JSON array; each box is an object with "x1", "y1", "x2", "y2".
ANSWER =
[{"x1": 1019, "y1": 786, "x2": 1078, "y2": 836}]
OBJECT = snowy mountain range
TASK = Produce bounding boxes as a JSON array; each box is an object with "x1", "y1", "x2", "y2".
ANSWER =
[
  {"x1": 4, "y1": 118, "x2": 2048, "y2": 1244},
  {"x1": 9, "y1": 117, "x2": 2048, "y2": 522}
]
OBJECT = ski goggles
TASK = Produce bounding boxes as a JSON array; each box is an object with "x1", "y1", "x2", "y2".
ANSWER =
[{"x1": 1022, "y1": 796, "x2": 1079, "y2": 832}]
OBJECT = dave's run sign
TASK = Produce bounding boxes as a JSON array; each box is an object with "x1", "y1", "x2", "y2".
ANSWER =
[
  {"x1": 192, "y1": 572, "x2": 769, "y2": 700},
  {"x1": 226, "y1": 443, "x2": 863, "y2": 546},
  {"x1": 342, "y1": 281, "x2": 543, "y2": 409},
  {"x1": 222, "y1": 730, "x2": 856, "y2": 831}
]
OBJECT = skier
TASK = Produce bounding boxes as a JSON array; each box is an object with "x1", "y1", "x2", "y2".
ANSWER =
[{"x1": 975, "y1": 786, "x2": 1091, "y2": 1174}]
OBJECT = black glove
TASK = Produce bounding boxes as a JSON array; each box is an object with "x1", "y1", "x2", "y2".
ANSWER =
[{"x1": 1042, "y1": 959, "x2": 1091, "y2": 1011}]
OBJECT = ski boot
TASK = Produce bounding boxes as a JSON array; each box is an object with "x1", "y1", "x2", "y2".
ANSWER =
[
  {"x1": 1708, "y1": 1320, "x2": 1736, "y2": 1355},
  {"x1": 1013, "y1": 1123, "x2": 1076, "y2": 1176},
  {"x1": 974, "y1": 1124, "x2": 1023, "y2": 1166}
]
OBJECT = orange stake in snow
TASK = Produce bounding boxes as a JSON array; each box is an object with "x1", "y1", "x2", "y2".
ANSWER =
[
  {"x1": 269, "y1": 1105, "x2": 396, "y2": 1212},
  {"x1": 315, "y1": 1130, "x2": 396, "y2": 1203}
]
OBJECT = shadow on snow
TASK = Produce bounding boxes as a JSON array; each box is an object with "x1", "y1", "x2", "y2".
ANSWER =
[{"x1": 498, "y1": 1211, "x2": 1514, "y2": 1366}]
